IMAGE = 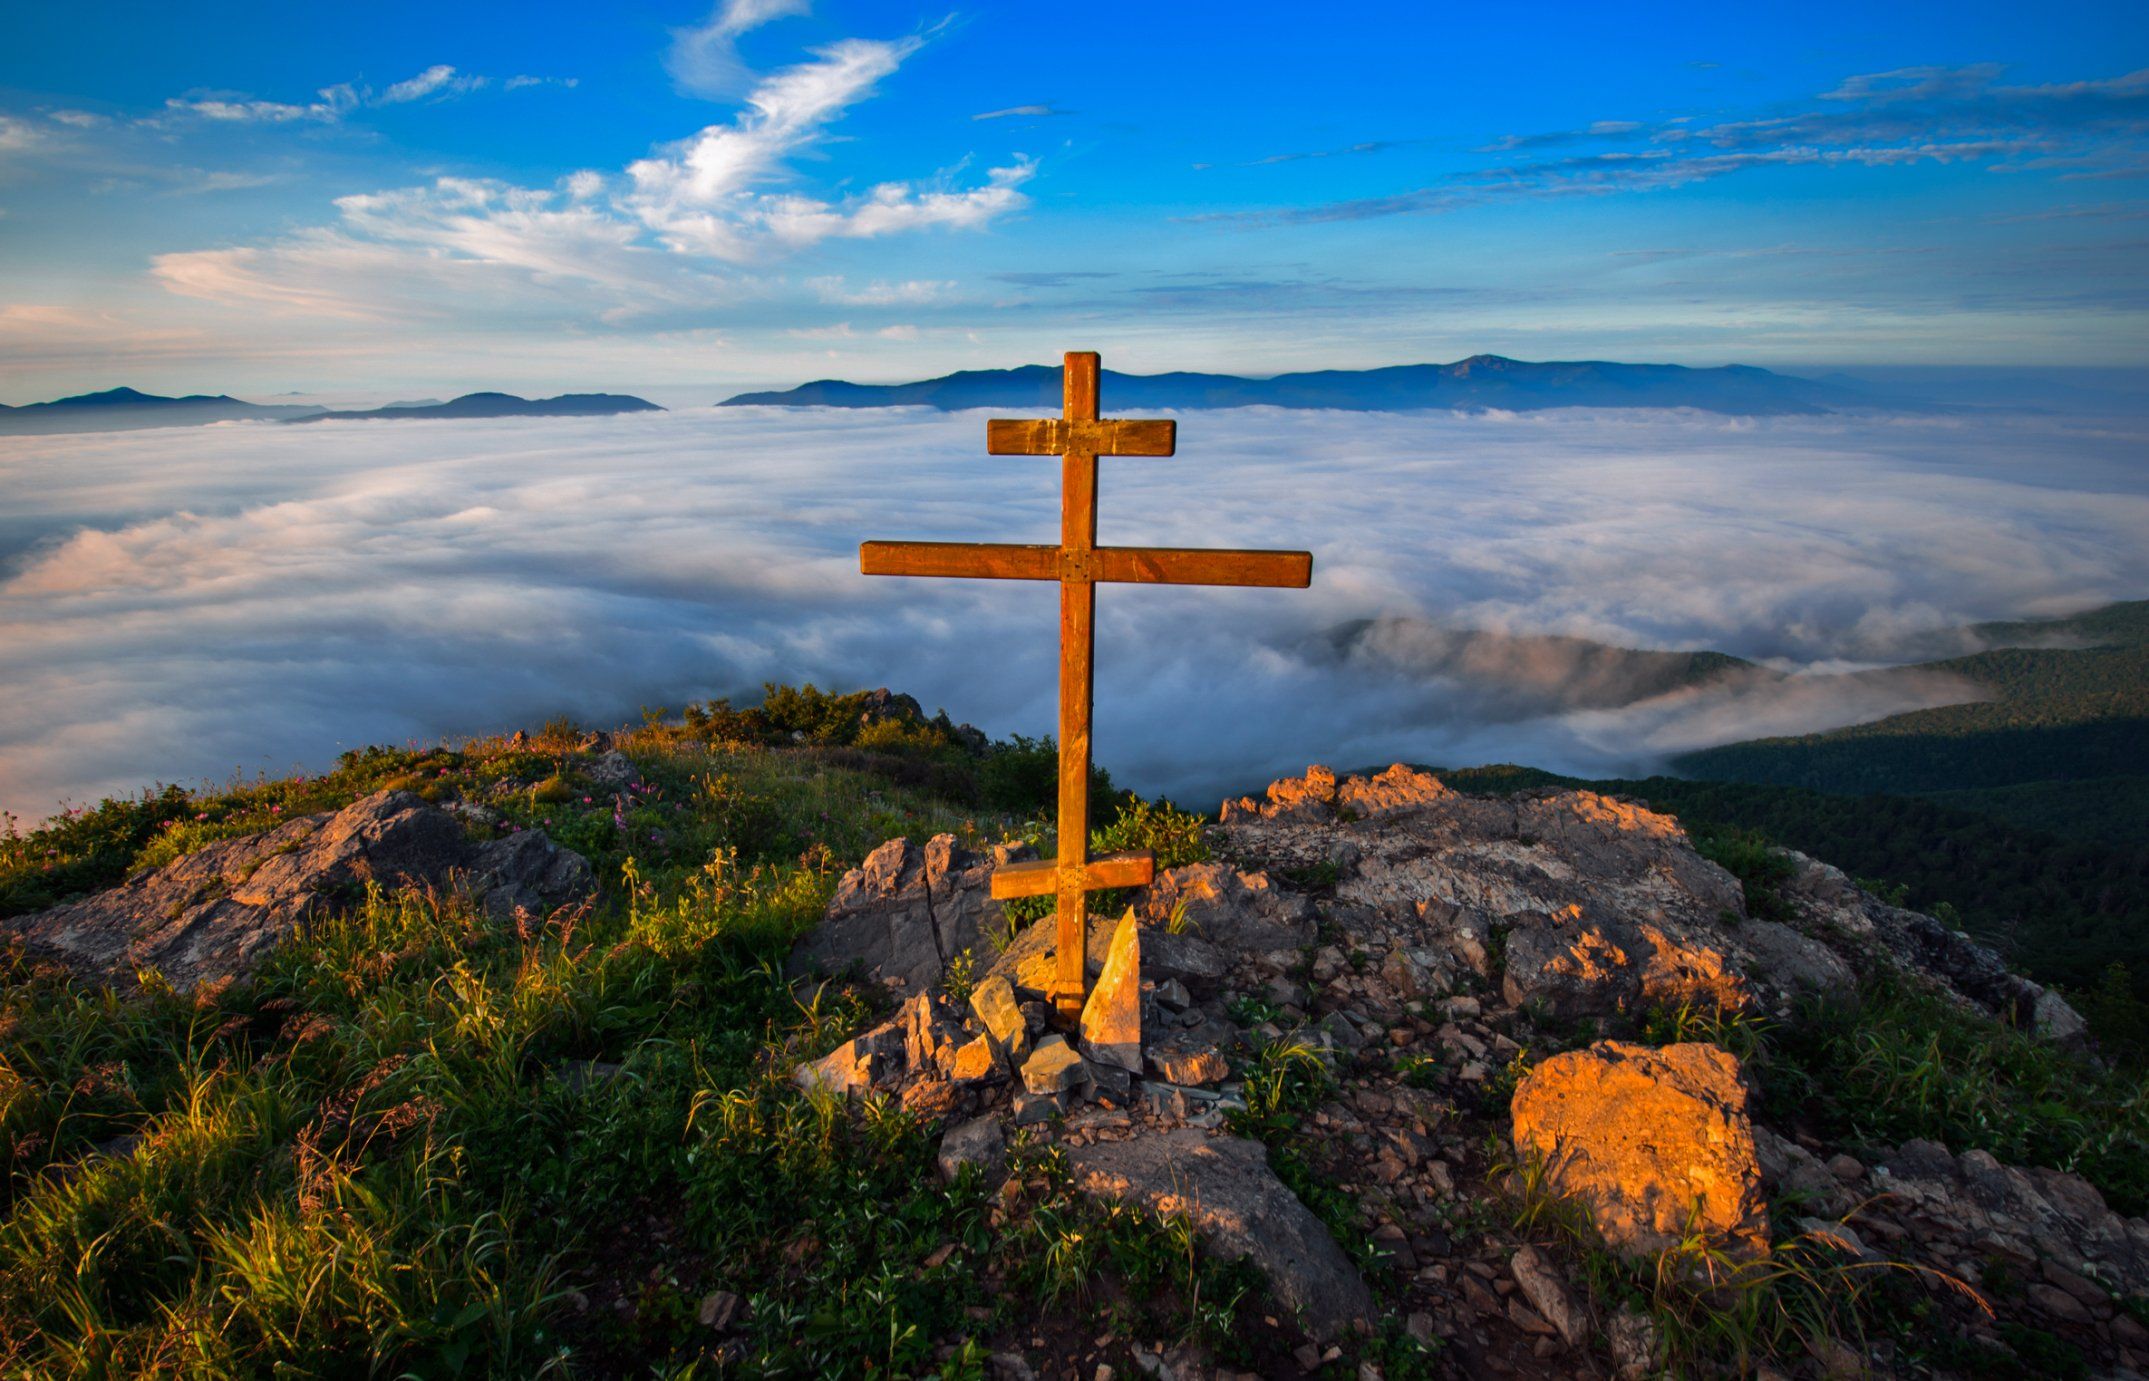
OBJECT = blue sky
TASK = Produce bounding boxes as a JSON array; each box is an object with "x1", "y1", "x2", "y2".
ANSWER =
[{"x1": 2, "y1": 1, "x2": 2145, "y2": 399}]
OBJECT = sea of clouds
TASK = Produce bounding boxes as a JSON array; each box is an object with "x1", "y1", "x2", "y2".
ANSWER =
[{"x1": 3, "y1": 402, "x2": 2146, "y2": 822}]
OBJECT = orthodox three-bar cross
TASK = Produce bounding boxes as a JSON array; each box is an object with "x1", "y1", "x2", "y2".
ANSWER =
[{"x1": 861, "y1": 351, "x2": 1312, "y2": 1018}]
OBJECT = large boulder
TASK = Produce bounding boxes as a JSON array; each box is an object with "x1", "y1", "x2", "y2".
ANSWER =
[
  {"x1": 1219, "y1": 765, "x2": 1911, "y2": 1022},
  {"x1": 1068, "y1": 1129, "x2": 1374, "y2": 1341},
  {"x1": 788, "y1": 834, "x2": 1010, "y2": 992},
  {"x1": 3, "y1": 790, "x2": 593, "y2": 991},
  {"x1": 1509, "y1": 1041, "x2": 1769, "y2": 1258}
]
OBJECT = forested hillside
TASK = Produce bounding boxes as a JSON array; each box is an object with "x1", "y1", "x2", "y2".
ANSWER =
[{"x1": 1674, "y1": 601, "x2": 2149, "y2": 847}]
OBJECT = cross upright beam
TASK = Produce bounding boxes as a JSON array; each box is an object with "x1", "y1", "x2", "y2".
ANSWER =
[{"x1": 861, "y1": 350, "x2": 1311, "y2": 1018}]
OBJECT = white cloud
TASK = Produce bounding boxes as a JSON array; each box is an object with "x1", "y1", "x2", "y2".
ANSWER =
[
  {"x1": 3, "y1": 406, "x2": 2143, "y2": 821},
  {"x1": 379, "y1": 65, "x2": 485, "y2": 104},
  {"x1": 159, "y1": 63, "x2": 560, "y2": 126},
  {"x1": 166, "y1": 83, "x2": 361, "y2": 124},
  {"x1": 667, "y1": 0, "x2": 813, "y2": 99},
  {"x1": 973, "y1": 104, "x2": 1068, "y2": 121},
  {"x1": 0, "y1": 115, "x2": 37, "y2": 153},
  {"x1": 806, "y1": 276, "x2": 956, "y2": 305},
  {"x1": 155, "y1": 30, "x2": 1028, "y2": 316}
]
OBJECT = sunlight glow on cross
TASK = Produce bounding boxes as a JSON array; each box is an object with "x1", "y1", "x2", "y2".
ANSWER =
[{"x1": 861, "y1": 351, "x2": 1312, "y2": 1018}]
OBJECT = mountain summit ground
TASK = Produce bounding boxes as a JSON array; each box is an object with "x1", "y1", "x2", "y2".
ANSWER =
[{"x1": 0, "y1": 686, "x2": 2144, "y2": 1377}]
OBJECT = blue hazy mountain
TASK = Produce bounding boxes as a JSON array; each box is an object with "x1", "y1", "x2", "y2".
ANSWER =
[
  {"x1": 0, "y1": 387, "x2": 326, "y2": 435},
  {"x1": 287, "y1": 392, "x2": 664, "y2": 423},
  {"x1": 717, "y1": 354, "x2": 1876, "y2": 415}
]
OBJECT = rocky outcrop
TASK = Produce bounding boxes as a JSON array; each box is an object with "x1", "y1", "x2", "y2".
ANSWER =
[
  {"x1": 1876, "y1": 1138, "x2": 2149, "y2": 1298},
  {"x1": 1780, "y1": 853, "x2": 2088, "y2": 1040},
  {"x1": 781, "y1": 765, "x2": 2123, "y2": 1374},
  {"x1": 1510, "y1": 1041, "x2": 1768, "y2": 1258},
  {"x1": 3, "y1": 789, "x2": 592, "y2": 991},
  {"x1": 1069, "y1": 1129, "x2": 1375, "y2": 1341},
  {"x1": 787, "y1": 834, "x2": 1012, "y2": 991},
  {"x1": 1218, "y1": 764, "x2": 2082, "y2": 1038}
]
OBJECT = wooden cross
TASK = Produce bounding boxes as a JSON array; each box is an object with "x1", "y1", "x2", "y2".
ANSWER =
[{"x1": 861, "y1": 351, "x2": 1312, "y2": 1018}]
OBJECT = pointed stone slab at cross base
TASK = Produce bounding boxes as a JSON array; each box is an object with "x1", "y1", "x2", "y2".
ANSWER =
[{"x1": 1079, "y1": 908, "x2": 1142, "y2": 1073}]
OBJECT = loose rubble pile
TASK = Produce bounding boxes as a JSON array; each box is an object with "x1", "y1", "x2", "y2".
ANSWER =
[
  {"x1": 5, "y1": 789, "x2": 593, "y2": 991},
  {"x1": 788, "y1": 763, "x2": 2145, "y2": 1378}
]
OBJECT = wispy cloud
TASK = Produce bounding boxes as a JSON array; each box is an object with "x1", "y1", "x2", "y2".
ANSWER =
[
  {"x1": 379, "y1": 65, "x2": 486, "y2": 105},
  {"x1": 1194, "y1": 137, "x2": 1435, "y2": 171},
  {"x1": 973, "y1": 103, "x2": 1070, "y2": 121},
  {"x1": 786, "y1": 320, "x2": 920, "y2": 339},
  {"x1": 0, "y1": 114, "x2": 39, "y2": 154},
  {"x1": 161, "y1": 64, "x2": 564, "y2": 126},
  {"x1": 1207, "y1": 63, "x2": 2149, "y2": 226},
  {"x1": 805, "y1": 276, "x2": 956, "y2": 305},
  {"x1": 151, "y1": 28, "x2": 1030, "y2": 319},
  {"x1": 1478, "y1": 119, "x2": 1643, "y2": 153},
  {"x1": 667, "y1": 0, "x2": 812, "y2": 99}
]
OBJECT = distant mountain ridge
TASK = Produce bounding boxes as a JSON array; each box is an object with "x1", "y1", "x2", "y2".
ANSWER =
[
  {"x1": 286, "y1": 393, "x2": 663, "y2": 423},
  {"x1": 0, "y1": 388, "x2": 663, "y2": 436},
  {"x1": 718, "y1": 354, "x2": 1873, "y2": 415},
  {"x1": 0, "y1": 387, "x2": 324, "y2": 436}
]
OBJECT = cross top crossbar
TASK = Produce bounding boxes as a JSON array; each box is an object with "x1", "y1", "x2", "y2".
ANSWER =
[{"x1": 860, "y1": 350, "x2": 1312, "y2": 1018}]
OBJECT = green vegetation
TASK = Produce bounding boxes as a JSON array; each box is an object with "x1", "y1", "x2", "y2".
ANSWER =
[
  {"x1": 0, "y1": 689, "x2": 1275, "y2": 1377},
  {"x1": 1505, "y1": 1140, "x2": 1983, "y2": 1377},
  {"x1": 1438, "y1": 763, "x2": 2149, "y2": 1028},
  {"x1": 1674, "y1": 600, "x2": 2149, "y2": 841}
]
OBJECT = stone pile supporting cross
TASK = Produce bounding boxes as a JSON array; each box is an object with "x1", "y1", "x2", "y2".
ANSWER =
[{"x1": 862, "y1": 351, "x2": 1312, "y2": 1018}]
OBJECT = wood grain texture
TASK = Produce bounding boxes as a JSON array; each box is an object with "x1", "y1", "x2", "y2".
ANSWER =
[
  {"x1": 1055, "y1": 351, "x2": 1100, "y2": 1017},
  {"x1": 857, "y1": 347, "x2": 1311, "y2": 1017},
  {"x1": 858, "y1": 541, "x2": 1057, "y2": 580},
  {"x1": 986, "y1": 418, "x2": 1176, "y2": 457},
  {"x1": 1089, "y1": 546, "x2": 1312, "y2": 587},
  {"x1": 988, "y1": 851, "x2": 1157, "y2": 899},
  {"x1": 861, "y1": 542, "x2": 1311, "y2": 588}
]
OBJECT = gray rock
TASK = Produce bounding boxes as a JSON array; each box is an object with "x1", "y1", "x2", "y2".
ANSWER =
[
  {"x1": 1021, "y1": 1035, "x2": 1085, "y2": 1095},
  {"x1": 1877, "y1": 1139, "x2": 2149, "y2": 1294},
  {"x1": 1779, "y1": 854, "x2": 2088, "y2": 1039},
  {"x1": 987, "y1": 909, "x2": 1227, "y2": 997},
  {"x1": 938, "y1": 1115, "x2": 1006, "y2": 1183},
  {"x1": 1069, "y1": 1129, "x2": 1374, "y2": 1341},
  {"x1": 1139, "y1": 863, "x2": 1317, "y2": 954},
  {"x1": 788, "y1": 834, "x2": 1009, "y2": 992},
  {"x1": 1509, "y1": 1246, "x2": 1587, "y2": 1348},
  {"x1": 795, "y1": 1021, "x2": 906, "y2": 1096},
  {"x1": 2, "y1": 789, "x2": 593, "y2": 991}
]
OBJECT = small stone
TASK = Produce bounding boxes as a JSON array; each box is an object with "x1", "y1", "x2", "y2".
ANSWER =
[
  {"x1": 939, "y1": 1115, "x2": 1006, "y2": 1183},
  {"x1": 1148, "y1": 1035, "x2": 1229, "y2": 1086},
  {"x1": 1154, "y1": 978, "x2": 1192, "y2": 1011},
  {"x1": 1825, "y1": 1153, "x2": 1864, "y2": 1182},
  {"x1": 698, "y1": 1289, "x2": 742, "y2": 1331},
  {"x1": 1079, "y1": 909, "x2": 1143, "y2": 1073},
  {"x1": 1086, "y1": 1060, "x2": 1133, "y2": 1101},
  {"x1": 1022, "y1": 1035, "x2": 1085, "y2": 1095},
  {"x1": 1607, "y1": 1306, "x2": 1662, "y2": 1381},
  {"x1": 902, "y1": 1079, "x2": 958, "y2": 1121},
  {"x1": 1013, "y1": 1091, "x2": 1064, "y2": 1125},
  {"x1": 970, "y1": 974, "x2": 1031, "y2": 1064},
  {"x1": 1509, "y1": 1246, "x2": 1587, "y2": 1348},
  {"x1": 949, "y1": 1033, "x2": 1002, "y2": 1084}
]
